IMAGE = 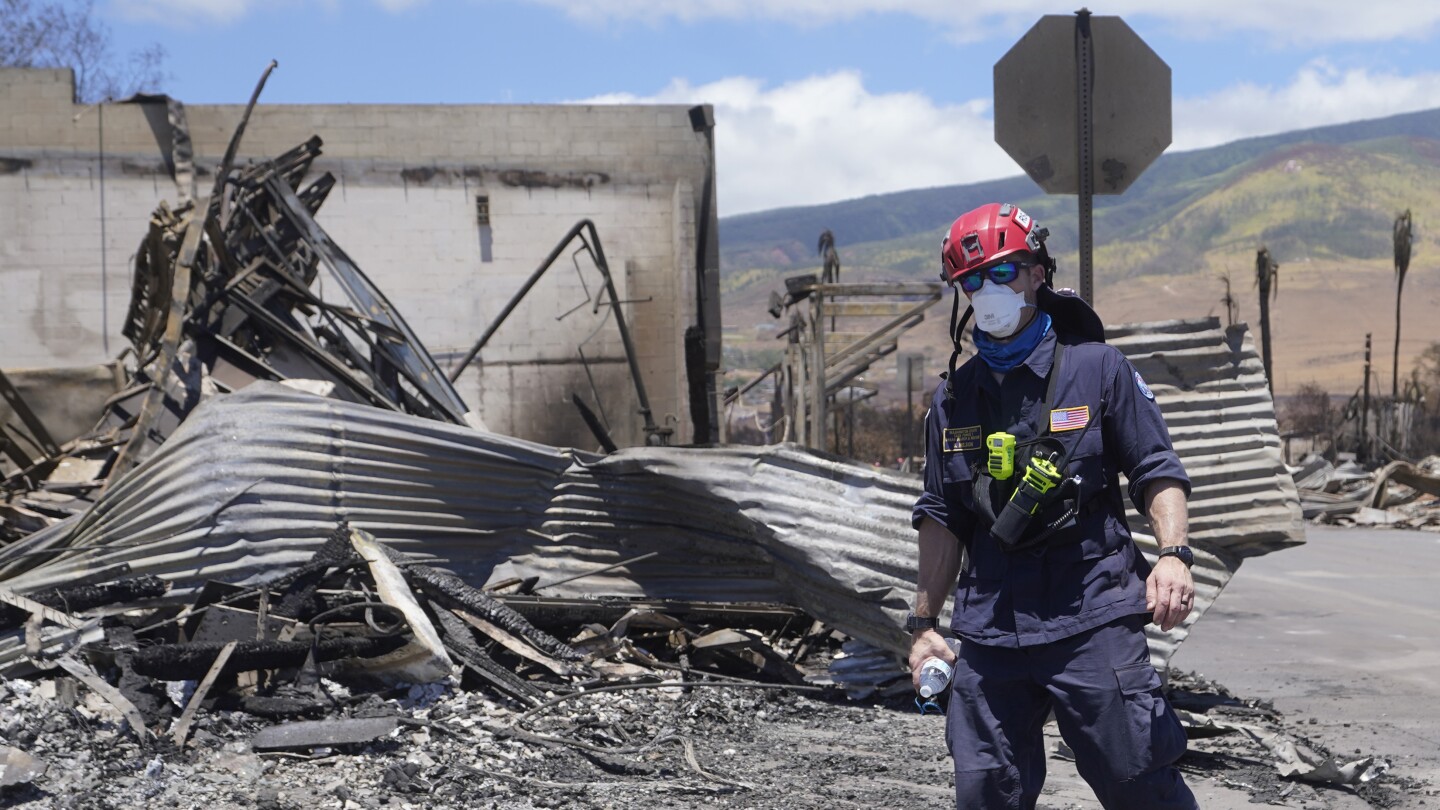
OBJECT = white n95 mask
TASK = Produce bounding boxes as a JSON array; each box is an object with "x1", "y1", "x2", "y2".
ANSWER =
[{"x1": 970, "y1": 280, "x2": 1029, "y2": 338}]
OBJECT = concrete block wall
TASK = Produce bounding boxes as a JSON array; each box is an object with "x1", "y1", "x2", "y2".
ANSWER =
[{"x1": 0, "y1": 68, "x2": 715, "y2": 447}]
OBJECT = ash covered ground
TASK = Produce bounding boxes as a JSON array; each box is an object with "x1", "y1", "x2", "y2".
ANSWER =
[{"x1": 0, "y1": 665, "x2": 1429, "y2": 810}]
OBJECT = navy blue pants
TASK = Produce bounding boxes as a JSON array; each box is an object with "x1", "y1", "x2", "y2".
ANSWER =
[{"x1": 945, "y1": 615, "x2": 1197, "y2": 809}]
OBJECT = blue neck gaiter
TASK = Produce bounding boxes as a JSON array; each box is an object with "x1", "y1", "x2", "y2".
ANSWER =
[{"x1": 974, "y1": 311, "x2": 1051, "y2": 373}]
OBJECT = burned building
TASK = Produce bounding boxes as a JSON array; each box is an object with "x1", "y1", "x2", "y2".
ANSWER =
[{"x1": 0, "y1": 67, "x2": 720, "y2": 449}]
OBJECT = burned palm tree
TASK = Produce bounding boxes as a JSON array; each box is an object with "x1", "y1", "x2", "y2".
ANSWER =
[
  {"x1": 1392, "y1": 209, "x2": 1414, "y2": 401},
  {"x1": 1219, "y1": 270, "x2": 1239, "y2": 328},
  {"x1": 818, "y1": 229, "x2": 841, "y2": 284},
  {"x1": 1255, "y1": 247, "x2": 1279, "y2": 393}
]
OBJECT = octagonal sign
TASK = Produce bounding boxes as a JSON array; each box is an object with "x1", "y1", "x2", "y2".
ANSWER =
[{"x1": 994, "y1": 15, "x2": 1170, "y2": 195}]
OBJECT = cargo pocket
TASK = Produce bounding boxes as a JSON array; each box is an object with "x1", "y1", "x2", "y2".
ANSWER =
[{"x1": 1111, "y1": 662, "x2": 1188, "y2": 780}]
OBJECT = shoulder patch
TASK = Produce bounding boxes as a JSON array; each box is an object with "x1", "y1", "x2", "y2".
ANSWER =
[
  {"x1": 1134, "y1": 370, "x2": 1155, "y2": 401},
  {"x1": 1049, "y1": 406, "x2": 1090, "y2": 432}
]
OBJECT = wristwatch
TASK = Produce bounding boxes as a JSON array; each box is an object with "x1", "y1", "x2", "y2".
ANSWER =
[
  {"x1": 904, "y1": 613, "x2": 939, "y2": 632},
  {"x1": 1157, "y1": 546, "x2": 1194, "y2": 568}
]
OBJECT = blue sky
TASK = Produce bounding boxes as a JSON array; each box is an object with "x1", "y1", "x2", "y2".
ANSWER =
[{"x1": 102, "y1": 0, "x2": 1440, "y2": 214}]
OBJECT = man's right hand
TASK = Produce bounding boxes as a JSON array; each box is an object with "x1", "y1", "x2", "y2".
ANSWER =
[{"x1": 908, "y1": 628, "x2": 957, "y2": 691}]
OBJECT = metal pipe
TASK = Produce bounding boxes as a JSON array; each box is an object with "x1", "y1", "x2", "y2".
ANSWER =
[
  {"x1": 450, "y1": 219, "x2": 593, "y2": 382},
  {"x1": 450, "y1": 219, "x2": 663, "y2": 444},
  {"x1": 531, "y1": 551, "x2": 660, "y2": 592},
  {"x1": 1075, "y1": 8, "x2": 1095, "y2": 303},
  {"x1": 586, "y1": 221, "x2": 663, "y2": 443}
]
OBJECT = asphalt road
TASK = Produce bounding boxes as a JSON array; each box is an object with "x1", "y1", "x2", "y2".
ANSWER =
[{"x1": 1171, "y1": 525, "x2": 1440, "y2": 809}]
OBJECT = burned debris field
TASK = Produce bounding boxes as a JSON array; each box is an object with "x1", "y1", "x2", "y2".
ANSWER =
[
  {"x1": 0, "y1": 86, "x2": 1437, "y2": 809},
  {"x1": 0, "y1": 563, "x2": 1426, "y2": 810}
]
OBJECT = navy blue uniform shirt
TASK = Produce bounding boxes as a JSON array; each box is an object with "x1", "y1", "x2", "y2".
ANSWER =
[{"x1": 912, "y1": 326, "x2": 1190, "y2": 648}]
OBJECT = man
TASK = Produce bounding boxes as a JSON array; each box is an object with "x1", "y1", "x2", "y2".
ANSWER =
[{"x1": 908, "y1": 202, "x2": 1199, "y2": 809}]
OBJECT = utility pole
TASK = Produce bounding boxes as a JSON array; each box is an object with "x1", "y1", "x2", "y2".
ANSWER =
[
  {"x1": 1075, "y1": 8, "x2": 1095, "y2": 303},
  {"x1": 905, "y1": 360, "x2": 916, "y2": 465},
  {"x1": 1361, "y1": 332, "x2": 1372, "y2": 463}
]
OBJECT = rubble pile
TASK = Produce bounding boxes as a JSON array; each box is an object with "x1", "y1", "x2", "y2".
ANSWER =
[
  {"x1": 0, "y1": 524, "x2": 858, "y2": 807},
  {"x1": 1292, "y1": 455, "x2": 1440, "y2": 529},
  {"x1": 1, "y1": 132, "x2": 470, "y2": 545}
]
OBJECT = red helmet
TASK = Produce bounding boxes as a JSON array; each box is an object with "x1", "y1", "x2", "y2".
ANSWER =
[{"x1": 940, "y1": 203, "x2": 1048, "y2": 283}]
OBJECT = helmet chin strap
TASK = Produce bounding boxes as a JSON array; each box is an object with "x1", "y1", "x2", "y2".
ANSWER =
[{"x1": 943, "y1": 289, "x2": 974, "y2": 400}]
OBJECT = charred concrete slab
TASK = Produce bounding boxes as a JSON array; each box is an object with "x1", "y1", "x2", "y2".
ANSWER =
[
  {"x1": 0, "y1": 745, "x2": 47, "y2": 788},
  {"x1": 251, "y1": 716, "x2": 400, "y2": 751}
]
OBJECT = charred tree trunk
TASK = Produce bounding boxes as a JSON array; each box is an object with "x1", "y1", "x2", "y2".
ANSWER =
[{"x1": 1256, "y1": 248, "x2": 1277, "y2": 395}]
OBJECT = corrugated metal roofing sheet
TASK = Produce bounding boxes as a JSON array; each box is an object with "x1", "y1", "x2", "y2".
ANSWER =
[
  {"x1": 1110, "y1": 317, "x2": 1305, "y2": 561},
  {"x1": 0, "y1": 318, "x2": 1302, "y2": 674}
]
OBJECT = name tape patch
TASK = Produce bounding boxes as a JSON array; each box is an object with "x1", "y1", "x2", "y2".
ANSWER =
[
  {"x1": 1049, "y1": 406, "x2": 1090, "y2": 433},
  {"x1": 943, "y1": 425, "x2": 982, "y2": 453}
]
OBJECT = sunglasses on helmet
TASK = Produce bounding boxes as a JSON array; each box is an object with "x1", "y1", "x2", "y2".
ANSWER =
[{"x1": 956, "y1": 261, "x2": 1029, "y2": 293}]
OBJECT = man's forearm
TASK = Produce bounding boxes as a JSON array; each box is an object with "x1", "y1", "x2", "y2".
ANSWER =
[
  {"x1": 915, "y1": 517, "x2": 964, "y2": 617},
  {"x1": 1144, "y1": 479, "x2": 1189, "y2": 548}
]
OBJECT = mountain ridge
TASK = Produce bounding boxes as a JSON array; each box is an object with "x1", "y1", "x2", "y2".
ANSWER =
[
  {"x1": 719, "y1": 106, "x2": 1440, "y2": 273},
  {"x1": 716, "y1": 107, "x2": 1440, "y2": 397}
]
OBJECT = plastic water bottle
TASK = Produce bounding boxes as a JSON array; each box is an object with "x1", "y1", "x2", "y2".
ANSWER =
[
  {"x1": 917, "y1": 657, "x2": 954, "y2": 699},
  {"x1": 917, "y1": 638, "x2": 963, "y2": 699}
]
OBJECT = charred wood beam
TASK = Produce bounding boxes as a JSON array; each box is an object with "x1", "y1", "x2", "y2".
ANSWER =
[
  {"x1": 129, "y1": 635, "x2": 407, "y2": 680},
  {"x1": 268, "y1": 530, "x2": 362, "y2": 620},
  {"x1": 405, "y1": 565, "x2": 581, "y2": 663},
  {"x1": 171, "y1": 640, "x2": 238, "y2": 747},
  {"x1": 231, "y1": 135, "x2": 320, "y2": 196},
  {"x1": 0, "y1": 575, "x2": 169, "y2": 631},
  {"x1": 1, "y1": 425, "x2": 38, "y2": 470},
  {"x1": 432, "y1": 606, "x2": 543, "y2": 706},
  {"x1": 55, "y1": 655, "x2": 152, "y2": 742},
  {"x1": 496, "y1": 595, "x2": 808, "y2": 636},
  {"x1": 450, "y1": 609, "x2": 585, "y2": 677}
]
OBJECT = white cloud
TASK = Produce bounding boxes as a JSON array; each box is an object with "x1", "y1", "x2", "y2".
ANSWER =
[
  {"x1": 111, "y1": 0, "x2": 422, "y2": 24},
  {"x1": 522, "y1": 0, "x2": 1440, "y2": 45},
  {"x1": 588, "y1": 63, "x2": 1440, "y2": 215},
  {"x1": 1174, "y1": 62, "x2": 1440, "y2": 150},
  {"x1": 112, "y1": 0, "x2": 255, "y2": 24},
  {"x1": 111, "y1": 0, "x2": 1440, "y2": 44},
  {"x1": 580, "y1": 72, "x2": 1009, "y2": 216}
]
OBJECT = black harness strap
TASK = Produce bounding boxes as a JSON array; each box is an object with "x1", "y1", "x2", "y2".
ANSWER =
[
  {"x1": 971, "y1": 343, "x2": 1067, "y2": 530},
  {"x1": 1042, "y1": 341, "x2": 1066, "y2": 429},
  {"x1": 943, "y1": 295, "x2": 972, "y2": 400}
]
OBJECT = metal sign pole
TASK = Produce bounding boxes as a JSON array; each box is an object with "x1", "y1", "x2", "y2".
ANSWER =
[{"x1": 1075, "y1": 8, "x2": 1095, "y2": 304}]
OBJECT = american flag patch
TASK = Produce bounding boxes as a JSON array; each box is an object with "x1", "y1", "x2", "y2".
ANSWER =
[{"x1": 1049, "y1": 406, "x2": 1090, "y2": 432}]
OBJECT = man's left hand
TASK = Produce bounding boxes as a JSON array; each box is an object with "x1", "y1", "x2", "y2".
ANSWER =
[{"x1": 1146, "y1": 555, "x2": 1194, "y2": 632}]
